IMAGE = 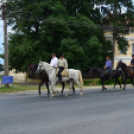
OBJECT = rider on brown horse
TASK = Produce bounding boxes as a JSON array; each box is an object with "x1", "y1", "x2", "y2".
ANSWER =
[{"x1": 129, "y1": 54, "x2": 134, "y2": 75}]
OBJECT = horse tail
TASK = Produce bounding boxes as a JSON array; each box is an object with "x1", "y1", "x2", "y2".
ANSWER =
[{"x1": 78, "y1": 70, "x2": 83, "y2": 89}]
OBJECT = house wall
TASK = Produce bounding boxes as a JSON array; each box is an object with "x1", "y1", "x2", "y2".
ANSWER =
[
  {"x1": 9, "y1": 70, "x2": 41, "y2": 83},
  {"x1": 9, "y1": 69, "x2": 27, "y2": 82}
]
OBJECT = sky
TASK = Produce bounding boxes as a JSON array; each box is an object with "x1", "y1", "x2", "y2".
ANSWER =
[
  {"x1": 0, "y1": 20, "x2": 12, "y2": 65},
  {"x1": 0, "y1": 20, "x2": 4, "y2": 65}
]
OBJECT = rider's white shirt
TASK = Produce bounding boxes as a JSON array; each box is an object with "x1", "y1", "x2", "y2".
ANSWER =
[{"x1": 50, "y1": 57, "x2": 58, "y2": 67}]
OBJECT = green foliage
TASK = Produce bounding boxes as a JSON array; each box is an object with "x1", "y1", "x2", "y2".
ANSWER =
[
  {"x1": 7, "y1": 0, "x2": 113, "y2": 72},
  {"x1": 84, "y1": 78, "x2": 132, "y2": 86},
  {"x1": 0, "y1": 54, "x2": 4, "y2": 59},
  {"x1": 117, "y1": 37, "x2": 129, "y2": 54},
  {"x1": 0, "y1": 64, "x2": 4, "y2": 71},
  {"x1": 101, "y1": 0, "x2": 134, "y2": 55}
]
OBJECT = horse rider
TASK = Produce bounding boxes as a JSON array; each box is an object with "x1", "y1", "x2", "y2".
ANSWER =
[
  {"x1": 104, "y1": 56, "x2": 112, "y2": 79},
  {"x1": 129, "y1": 54, "x2": 134, "y2": 74},
  {"x1": 50, "y1": 53, "x2": 58, "y2": 68},
  {"x1": 57, "y1": 53, "x2": 68, "y2": 82}
]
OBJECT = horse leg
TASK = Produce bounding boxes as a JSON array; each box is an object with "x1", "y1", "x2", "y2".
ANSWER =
[
  {"x1": 72, "y1": 83, "x2": 75, "y2": 94},
  {"x1": 117, "y1": 78, "x2": 122, "y2": 90},
  {"x1": 50, "y1": 81, "x2": 57, "y2": 97},
  {"x1": 101, "y1": 79, "x2": 104, "y2": 91},
  {"x1": 75, "y1": 81, "x2": 83, "y2": 96},
  {"x1": 121, "y1": 76, "x2": 126, "y2": 90},
  {"x1": 122, "y1": 77, "x2": 127, "y2": 90},
  {"x1": 130, "y1": 77, "x2": 134, "y2": 87},
  {"x1": 65, "y1": 81, "x2": 73, "y2": 96},
  {"x1": 112, "y1": 78, "x2": 117, "y2": 91},
  {"x1": 59, "y1": 82, "x2": 65, "y2": 95},
  {"x1": 101, "y1": 79, "x2": 107, "y2": 91},
  {"x1": 38, "y1": 81, "x2": 44, "y2": 96},
  {"x1": 45, "y1": 81, "x2": 50, "y2": 96}
]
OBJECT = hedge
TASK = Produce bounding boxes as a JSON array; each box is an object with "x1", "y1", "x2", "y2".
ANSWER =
[{"x1": 83, "y1": 78, "x2": 132, "y2": 86}]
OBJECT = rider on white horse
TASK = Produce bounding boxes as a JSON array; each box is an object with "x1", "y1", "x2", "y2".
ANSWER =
[
  {"x1": 57, "y1": 53, "x2": 68, "y2": 82},
  {"x1": 50, "y1": 53, "x2": 58, "y2": 68},
  {"x1": 36, "y1": 61, "x2": 83, "y2": 97}
]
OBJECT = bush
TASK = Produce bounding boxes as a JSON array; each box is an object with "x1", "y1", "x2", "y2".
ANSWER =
[{"x1": 83, "y1": 77, "x2": 131, "y2": 86}]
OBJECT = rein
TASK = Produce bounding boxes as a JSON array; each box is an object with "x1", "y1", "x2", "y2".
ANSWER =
[{"x1": 45, "y1": 68, "x2": 55, "y2": 74}]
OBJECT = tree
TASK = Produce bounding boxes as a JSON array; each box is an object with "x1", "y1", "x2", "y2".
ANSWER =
[{"x1": 7, "y1": 0, "x2": 112, "y2": 72}]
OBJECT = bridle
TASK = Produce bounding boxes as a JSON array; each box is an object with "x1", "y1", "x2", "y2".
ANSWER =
[
  {"x1": 46, "y1": 68, "x2": 54, "y2": 73},
  {"x1": 39, "y1": 63, "x2": 55, "y2": 74}
]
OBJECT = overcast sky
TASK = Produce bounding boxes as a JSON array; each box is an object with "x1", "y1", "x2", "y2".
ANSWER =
[{"x1": 0, "y1": 20, "x2": 4, "y2": 65}]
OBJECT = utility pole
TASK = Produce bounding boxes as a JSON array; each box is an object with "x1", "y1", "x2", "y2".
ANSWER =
[{"x1": 2, "y1": 4, "x2": 9, "y2": 87}]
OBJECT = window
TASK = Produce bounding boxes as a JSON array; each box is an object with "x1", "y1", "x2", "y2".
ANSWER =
[{"x1": 119, "y1": 46, "x2": 127, "y2": 55}]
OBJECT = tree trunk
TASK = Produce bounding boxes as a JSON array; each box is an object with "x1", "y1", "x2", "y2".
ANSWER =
[{"x1": 112, "y1": 31, "x2": 116, "y2": 69}]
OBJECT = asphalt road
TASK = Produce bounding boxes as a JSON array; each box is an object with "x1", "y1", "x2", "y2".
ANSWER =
[{"x1": 1, "y1": 86, "x2": 134, "y2": 134}]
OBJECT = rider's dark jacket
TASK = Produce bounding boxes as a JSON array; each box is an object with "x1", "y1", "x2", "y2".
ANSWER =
[{"x1": 131, "y1": 58, "x2": 134, "y2": 70}]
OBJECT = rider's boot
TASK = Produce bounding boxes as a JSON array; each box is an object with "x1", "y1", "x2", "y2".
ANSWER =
[{"x1": 59, "y1": 76, "x2": 62, "y2": 82}]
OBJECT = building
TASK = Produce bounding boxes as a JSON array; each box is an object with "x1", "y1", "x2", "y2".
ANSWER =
[{"x1": 104, "y1": 27, "x2": 134, "y2": 69}]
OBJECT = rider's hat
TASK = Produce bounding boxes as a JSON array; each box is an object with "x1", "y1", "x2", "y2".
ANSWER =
[
  {"x1": 132, "y1": 54, "x2": 134, "y2": 57},
  {"x1": 60, "y1": 53, "x2": 64, "y2": 57},
  {"x1": 51, "y1": 53, "x2": 55, "y2": 56}
]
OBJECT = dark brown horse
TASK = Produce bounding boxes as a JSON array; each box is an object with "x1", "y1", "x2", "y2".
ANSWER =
[
  {"x1": 29, "y1": 64, "x2": 75, "y2": 96},
  {"x1": 116, "y1": 60, "x2": 134, "y2": 90}
]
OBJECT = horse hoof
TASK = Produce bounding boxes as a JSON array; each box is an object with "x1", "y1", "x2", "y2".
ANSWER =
[
  {"x1": 65, "y1": 94, "x2": 68, "y2": 96},
  {"x1": 112, "y1": 88, "x2": 114, "y2": 91},
  {"x1": 80, "y1": 92, "x2": 83, "y2": 96},
  {"x1": 50, "y1": 94, "x2": 55, "y2": 97}
]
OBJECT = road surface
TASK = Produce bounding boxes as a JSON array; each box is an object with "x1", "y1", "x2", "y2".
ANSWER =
[{"x1": 0, "y1": 86, "x2": 134, "y2": 134}]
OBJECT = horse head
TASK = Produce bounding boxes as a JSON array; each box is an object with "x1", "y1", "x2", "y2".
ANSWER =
[
  {"x1": 28, "y1": 64, "x2": 38, "y2": 77},
  {"x1": 116, "y1": 60, "x2": 121, "y2": 70},
  {"x1": 116, "y1": 60, "x2": 127, "y2": 70},
  {"x1": 89, "y1": 67, "x2": 97, "y2": 77},
  {"x1": 36, "y1": 62, "x2": 44, "y2": 74}
]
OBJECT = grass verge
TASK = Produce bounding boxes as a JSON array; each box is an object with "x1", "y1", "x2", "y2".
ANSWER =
[
  {"x1": 0, "y1": 84, "x2": 38, "y2": 93},
  {"x1": 0, "y1": 77, "x2": 130, "y2": 93}
]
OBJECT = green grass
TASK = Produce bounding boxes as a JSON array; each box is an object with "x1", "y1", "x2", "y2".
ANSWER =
[
  {"x1": 83, "y1": 78, "x2": 132, "y2": 86},
  {"x1": 0, "y1": 83, "x2": 79, "y2": 93},
  {"x1": 0, "y1": 84, "x2": 39, "y2": 93},
  {"x1": 0, "y1": 78, "x2": 131, "y2": 93}
]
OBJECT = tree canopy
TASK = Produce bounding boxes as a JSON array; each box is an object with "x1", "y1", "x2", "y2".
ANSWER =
[
  {"x1": 6, "y1": 0, "x2": 120, "y2": 72},
  {"x1": 100, "y1": 0, "x2": 134, "y2": 67}
]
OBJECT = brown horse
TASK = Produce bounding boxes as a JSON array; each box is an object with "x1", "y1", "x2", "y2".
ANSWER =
[
  {"x1": 29, "y1": 64, "x2": 75, "y2": 96},
  {"x1": 116, "y1": 60, "x2": 134, "y2": 90}
]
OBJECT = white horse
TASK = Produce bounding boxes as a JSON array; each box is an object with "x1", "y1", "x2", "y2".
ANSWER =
[{"x1": 36, "y1": 61, "x2": 83, "y2": 97}]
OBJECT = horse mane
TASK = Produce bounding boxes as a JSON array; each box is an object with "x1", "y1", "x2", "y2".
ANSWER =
[
  {"x1": 93, "y1": 67, "x2": 104, "y2": 71},
  {"x1": 90, "y1": 67, "x2": 105, "y2": 72},
  {"x1": 41, "y1": 62, "x2": 53, "y2": 69},
  {"x1": 119, "y1": 61, "x2": 128, "y2": 67}
]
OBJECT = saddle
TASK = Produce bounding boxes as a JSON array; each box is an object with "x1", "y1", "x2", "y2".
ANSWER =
[{"x1": 56, "y1": 68, "x2": 69, "y2": 77}]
